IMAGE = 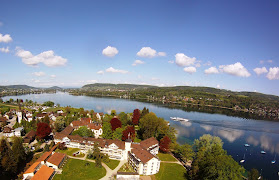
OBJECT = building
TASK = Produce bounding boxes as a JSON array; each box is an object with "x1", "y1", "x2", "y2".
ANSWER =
[
  {"x1": 23, "y1": 130, "x2": 36, "y2": 144},
  {"x1": 116, "y1": 172, "x2": 140, "y2": 180},
  {"x1": 70, "y1": 119, "x2": 103, "y2": 138},
  {"x1": 3, "y1": 126, "x2": 23, "y2": 137},
  {"x1": 45, "y1": 152, "x2": 66, "y2": 169},
  {"x1": 16, "y1": 111, "x2": 23, "y2": 124},
  {"x1": 54, "y1": 133, "x2": 161, "y2": 175},
  {"x1": 30, "y1": 165, "x2": 55, "y2": 180}
]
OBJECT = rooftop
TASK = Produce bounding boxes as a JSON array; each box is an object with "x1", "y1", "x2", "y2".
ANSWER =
[
  {"x1": 47, "y1": 152, "x2": 66, "y2": 166},
  {"x1": 31, "y1": 165, "x2": 54, "y2": 180}
]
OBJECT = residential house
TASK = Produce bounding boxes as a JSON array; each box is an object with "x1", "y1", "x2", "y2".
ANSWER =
[
  {"x1": 30, "y1": 165, "x2": 55, "y2": 180},
  {"x1": 70, "y1": 119, "x2": 103, "y2": 138},
  {"x1": 3, "y1": 126, "x2": 23, "y2": 137},
  {"x1": 23, "y1": 130, "x2": 36, "y2": 144}
]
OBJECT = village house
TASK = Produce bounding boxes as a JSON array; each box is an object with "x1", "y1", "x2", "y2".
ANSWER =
[
  {"x1": 70, "y1": 118, "x2": 103, "y2": 138},
  {"x1": 23, "y1": 130, "x2": 36, "y2": 144},
  {"x1": 3, "y1": 126, "x2": 23, "y2": 137}
]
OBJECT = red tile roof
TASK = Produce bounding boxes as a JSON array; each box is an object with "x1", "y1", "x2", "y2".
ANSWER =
[
  {"x1": 47, "y1": 152, "x2": 66, "y2": 166},
  {"x1": 24, "y1": 162, "x2": 41, "y2": 174},
  {"x1": 131, "y1": 144, "x2": 156, "y2": 164},
  {"x1": 31, "y1": 165, "x2": 54, "y2": 180},
  {"x1": 36, "y1": 151, "x2": 52, "y2": 163},
  {"x1": 140, "y1": 137, "x2": 158, "y2": 150}
]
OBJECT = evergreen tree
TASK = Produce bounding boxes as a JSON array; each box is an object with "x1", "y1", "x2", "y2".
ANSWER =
[
  {"x1": 44, "y1": 144, "x2": 50, "y2": 152},
  {"x1": 0, "y1": 138, "x2": 17, "y2": 175},
  {"x1": 102, "y1": 122, "x2": 113, "y2": 139},
  {"x1": 11, "y1": 137, "x2": 26, "y2": 170}
]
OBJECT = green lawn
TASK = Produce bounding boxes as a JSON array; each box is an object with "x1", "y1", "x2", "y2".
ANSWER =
[
  {"x1": 104, "y1": 159, "x2": 120, "y2": 170},
  {"x1": 53, "y1": 159, "x2": 106, "y2": 180},
  {"x1": 155, "y1": 163, "x2": 186, "y2": 180},
  {"x1": 157, "y1": 153, "x2": 177, "y2": 162},
  {"x1": 55, "y1": 148, "x2": 84, "y2": 157}
]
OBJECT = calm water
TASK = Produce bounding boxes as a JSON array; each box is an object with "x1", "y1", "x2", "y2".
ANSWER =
[{"x1": 3, "y1": 92, "x2": 279, "y2": 179}]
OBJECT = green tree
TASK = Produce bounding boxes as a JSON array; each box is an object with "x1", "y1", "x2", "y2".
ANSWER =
[
  {"x1": 11, "y1": 137, "x2": 26, "y2": 172},
  {"x1": 102, "y1": 122, "x2": 113, "y2": 139},
  {"x1": 174, "y1": 143, "x2": 195, "y2": 162},
  {"x1": 194, "y1": 134, "x2": 223, "y2": 152},
  {"x1": 43, "y1": 101, "x2": 55, "y2": 107},
  {"x1": 42, "y1": 115, "x2": 50, "y2": 124},
  {"x1": 112, "y1": 127, "x2": 123, "y2": 140},
  {"x1": 118, "y1": 112, "x2": 128, "y2": 126},
  {"x1": 0, "y1": 138, "x2": 17, "y2": 175},
  {"x1": 44, "y1": 144, "x2": 50, "y2": 152},
  {"x1": 54, "y1": 116, "x2": 65, "y2": 132},
  {"x1": 72, "y1": 126, "x2": 94, "y2": 137},
  {"x1": 111, "y1": 110, "x2": 116, "y2": 116}
]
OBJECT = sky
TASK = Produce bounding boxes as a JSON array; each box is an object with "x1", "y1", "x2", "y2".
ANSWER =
[{"x1": 0, "y1": 0, "x2": 279, "y2": 95}]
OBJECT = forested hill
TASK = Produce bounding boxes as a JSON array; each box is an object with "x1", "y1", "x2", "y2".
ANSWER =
[
  {"x1": 81, "y1": 83, "x2": 279, "y2": 102},
  {"x1": 82, "y1": 83, "x2": 156, "y2": 91},
  {"x1": 0, "y1": 85, "x2": 36, "y2": 90}
]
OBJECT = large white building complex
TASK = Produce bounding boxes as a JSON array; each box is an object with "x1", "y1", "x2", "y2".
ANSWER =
[{"x1": 54, "y1": 125, "x2": 161, "y2": 175}]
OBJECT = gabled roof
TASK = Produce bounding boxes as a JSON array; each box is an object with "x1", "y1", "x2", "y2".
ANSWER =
[
  {"x1": 36, "y1": 151, "x2": 52, "y2": 163},
  {"x1": 131, "y1": 144, "x2": 156, "y2": 164},
  {"x1": 140, "y1": 137, "x2": 158, "y2": 150},
  {"x1": 25, "y1": 130, "x2": 36, "y2": 139},
  {"x1": 24, "y1": 161, "x2": 41, "y2": 174},
  {"x1": 88, "y1": 123, "x2": 102, "y2": 130},
  {"x1": 31, "y1": 165, "x2": 54, "y2": 180},
  {"x1": 60, "y1": 125, "x2": 74, "y2": 135},
  {"x1": 47, "y1": 152, "x2": 66, "y2": 166}
]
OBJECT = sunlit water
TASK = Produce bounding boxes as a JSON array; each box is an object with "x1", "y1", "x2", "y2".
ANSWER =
[{"x1": 3, "y1": 92, "x2": 279, "y2": 179}]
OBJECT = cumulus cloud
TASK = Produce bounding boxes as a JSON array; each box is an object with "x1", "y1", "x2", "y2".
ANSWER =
[
  {"x1": 102, "y1": 46, "x2": 118, "y2": 57},
  {"x1": 253, "y1": 67, "x2": 268, "y2": 75},
  {"x1": 0, "y1": 47, "x2": 9, "y2": 53},
  {"x1": 266, "y1": 67, "x2": 279, "y2": 80},
  {"x1": 15, "y1": 48, "x2": 67, "y2": 67},
  {"x1": 32, "y1": 72, "x2": 46, "y2": 77},
  {"x1": 205, "y1": 66, "x2": 219, "y2": 74},
  {"x1": 132, "y1": 60, "x2": 145, "y2": 66},
  {"x1": 260, "y1": 60, "x2": 273, "y2": 64},
  {"x1": 97, "y1": 70, "x2": 104, "y2": 75},
  {"x1": 175, "y1": 53, "x2": 196, "y2": 66},
  {"x1": 136, "y1": 47, "x2": 166, "y2": 58},
  {"x1": 183, "y1": 66, "x2": 196, "y2": 74},
  {"x1": 106, "y1": 67, "x2": 128, "y2": 74},
  {"x1": 86, "y1": 80, "x2": 98, "y2": 83},
  {"x1": 0, "y1": 33, "x2": 12, "y2": 43},
  {"x1": 219, "y1": 62, "x2": 251, "y2": 77},
  {"x1": 50, "y1": 75, "x2": 56, "y2": 78}
]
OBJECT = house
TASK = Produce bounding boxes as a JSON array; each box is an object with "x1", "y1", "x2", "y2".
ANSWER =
[
  {"x1": 57, "y1": 110, "x2": 64, "y2": 114},
  {"x1": 116, "y1": 172, "x2": 140, "y2": 180},
  {"x1": 23, "y1": 162, "x2": 41, "y2": 180},
  {"x1": 45, "y1": 152, "x2": 66, "y2": 169},
  {"x1": 16, "y1": 111, "x2": 23, "y2": 123},
  {"x1": 3, "y1": 126, "x2": 23, "y2": 137},
  {"x1": 70, "y1": 119, "x2": 103, "y2": 138},
  {"x1": 87, "y1": 123, "x2": 103, "y2": 138},
  {"x1": 23, "y1": 130, "x2": 36, "y2": 144},
  {"x1": 30, "y1": 165, "x2": 55, "y2": 180}
]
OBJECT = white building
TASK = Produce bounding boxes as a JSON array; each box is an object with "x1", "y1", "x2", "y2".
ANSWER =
[
  {"x1": 3, "y1": 127, "x2": 23, "y2": 137},
  {"x1": 16, "y1": 111, "x2": 22, "y2": 124}
]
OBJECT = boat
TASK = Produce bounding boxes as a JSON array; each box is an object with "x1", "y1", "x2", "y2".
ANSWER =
[
  {"x1": 261, "y1": 151, "x2": 266, "y2": 154},
  {"x1": 244, "y1": 144, "x2": 250, "y2": 147},
  {"x1": 170, "y1": 117, "x2": 177, "y2": 120},
  {"x1": 271, "y1": 154, "x2": 276, "y2": 164},
  {"x1": 240, "y1": 154, "x2": 245, "y2": 163},
  {"x1": 170, "y1": 117, "x2": 189, "y2": 122}
]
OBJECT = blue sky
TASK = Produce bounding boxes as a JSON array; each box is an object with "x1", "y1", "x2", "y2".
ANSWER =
[{"x1": 0, "y1": 0, "x2": 279, "y2": 95}]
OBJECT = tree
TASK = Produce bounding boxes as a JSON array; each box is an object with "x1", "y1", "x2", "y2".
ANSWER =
[
  {"x1": 122, "y1": 126, "x2": 135, "y2": 141},
  {"x1": 11, "y1": 137, "x2": 26, "y2": 169},
  {"x1": 54, "y1": 116, "x2": 65, "y2": 132},
  {"x1": 36, "y1": 122, "x2": 51, "y2": 139},
  {"x1": 111, "y1": 110, "x2": 116, "y2": 116},
  {"x1": 248, "y1": 168, "x2": 260, "y2": 180},
  {"x1": 141, "y1": 107, "x2": 149, "y2": 118},
  {"x1": 110, "y1": 118, "x2": 122, "y2": 131},
  {"x1": 43, "y1": 101, "x2": 54, "y2": 107},
  {"x1": 102, "y1": 122, "x2": 113, "y2": 139},
  {"x1": 42, "y1": 115, "x2": 50, "y2": 124},
  {"x1": 194, "y1": 134, "x2": 223, "y2": 153},
  {"x1": 132, "y1": 109, "x2": 140, "y2": 125},
  {"x1": 118, "y1": 112, "x2": 128, "y2": 126},
  {"x1": 112, "y1": 128, "x2": 123, "y2": 140},
  {"x1": 92, "y1": 143, "x2": 102, "y2": 167},
  {"x1": 174, "y1": 143, "x2": 194, "y2": 162},
  {"x1": 43, "y1": 144, "x2": 50, "y2": 152},
  {"x1": 0, "y1": 138, "x2": 17, "y2": 175},
  {"x1": 159, "y1": 136, "x2": 171, "y2": 153},
  {"x1": 72, "y1": 126, "x2": 94, "y2": 137}
]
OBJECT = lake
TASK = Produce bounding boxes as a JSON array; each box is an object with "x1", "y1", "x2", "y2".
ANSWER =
[{"x1": 3, "y1": 92, "x2": 279, "y2": 179}]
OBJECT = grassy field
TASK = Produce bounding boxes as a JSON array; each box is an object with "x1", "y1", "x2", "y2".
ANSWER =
[
  {"x1": 53, "y1": 159, "x2": 106, "y2": 180},
  {"x1": 155, "y1": 163, "x2": 186, "y2": 180},
  {"x1": 104, "y1": 159, "x2": 120, "y2": 170},
  {"x1": 0, "y1": 103, "x2": 19, "y2": 109},
  {"x1": 157, "y1": 153, "x2": 177, "y2": 162},
  {"x1": 55, "y1": 148, "x2": 84, "y2": 157}
]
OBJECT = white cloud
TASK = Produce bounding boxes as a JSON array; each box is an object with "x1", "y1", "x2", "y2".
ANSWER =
[
  {"x1": 157, "y1": 52, "x2": 166, "y2": 57},
  {"x1": 86, "y1": 80, "x2": 98, "y2": 83},
  {"x1": 205, "y1": 66, "x2": 219, "y2": 74},
  {"x1": 105, "y1": 67, "x2": 128, "y2": 74},
  {"x1": 217, "y1": 84, "x2": 220, "y2": 88},
  {"x1": 175, "y1": 53, "x2": 196, "y2": 66},
  {"x1": 16, "y1": 48, "x2": 67, "y2": 67},
  {"x1": 151, "y1": 77, "x2": 159, "y2": 81},
  {"x1": 0, "y1": 33, "x2": 12, "y2": 43},
  {"x1": 102, "y1": 46, "x2": 118, "y2": 57},
  {"x1": 260, "y1": 60, "x2": 273, "y2": 64},
  {"x1": 32, "y1": 72, "x2": 46, "y2": 77},
  {"x1": 253, "y1": 67, "x2": 268, "y2": 75},
  {"x1": 97, "y1": 70, "x2": 104, "y2": 75},
  {"x1": 136, "y1": 47, "x2": 166, "y2": 58},
  {"x1": 50, "y1": 75, "x2": 56, "y2": 78},
  {"x1": 0, "y1": 47, "x2": 9, "y2": 53},
  {"x1": 219, "y1": 62, "x2": 251, "y2": 77},
  {"x1": 132, "y1": 60, "x2": 145, "y2": 66},
  {"x1": 195, "y1": 63, "x2": 201, "y2": 67},
  {"x1": 183, "y1": 66, "x2": 196, "y2": 74},
  {"x1": 168, "y1": 60, "x2": 174, "y2": 64},
  {"x1": 266, "y1": 67, "x2": 279, "y2": 80}
]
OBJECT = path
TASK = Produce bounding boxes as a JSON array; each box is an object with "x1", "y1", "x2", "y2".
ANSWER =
[{"x1": 68, "y1": 155, "x2": 126, "y2": 180}]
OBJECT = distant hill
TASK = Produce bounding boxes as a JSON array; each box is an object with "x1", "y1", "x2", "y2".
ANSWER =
[
  {"x1": 5, "y1": 85, "x2": 37, "y2": 89},
  {"x1": 82, "y1": 83, "x2": 156, "y2": 91},
  {"x1": 48, "y1": 86, "x2": 63, "y2": 90}
]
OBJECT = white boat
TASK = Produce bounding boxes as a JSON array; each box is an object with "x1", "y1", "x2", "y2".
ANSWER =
[
  {"x1": 170, "y1": 117, "x2": 189, "y2": 122},
  {"x1": 272, "y1": 154, "x2": 276, "y2": 164},
  {"x1": 261, "y1": 150, "x2": 266, "y2": 154},
  {"x1": 240, "y1": 154, "x2": 245, "y2": 163},
  {"x1": 244, "y1": 144, "x2": 250, "y2": 147}
]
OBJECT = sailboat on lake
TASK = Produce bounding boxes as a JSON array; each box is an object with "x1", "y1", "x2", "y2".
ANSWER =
[
  {"x1": 271, "y1": 154, "x2": 276, "y2": 164},
  {"x1": 240, "y1": 154, "x2": 245, "y2": 163}
]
